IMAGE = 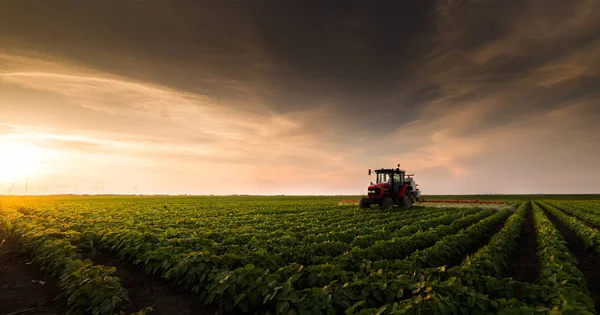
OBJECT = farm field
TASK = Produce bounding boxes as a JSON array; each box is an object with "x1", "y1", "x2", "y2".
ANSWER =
[{"x1": 1, "y1": 196, "x2": 600, "y2": 314}]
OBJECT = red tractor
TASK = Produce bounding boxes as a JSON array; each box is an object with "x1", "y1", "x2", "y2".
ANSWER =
[{"x1": 359, "y1": 165, "x2": 421, "y2": 210}]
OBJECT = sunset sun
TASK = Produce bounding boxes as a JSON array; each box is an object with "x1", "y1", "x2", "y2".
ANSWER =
[{"x1": 0, "y1": 140, "x2": 42, "y2": 182}]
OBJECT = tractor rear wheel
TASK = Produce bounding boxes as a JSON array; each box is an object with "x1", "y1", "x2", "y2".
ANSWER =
[
  {"x1": 359, "y1": 197, "x2": 370, "y2": 209},
  {"x1": 380, "y1": 197, "x2": 394, "y2": 211},
  {"x1": 402, "y1": 191, "x2": 413, "y2": 209}
]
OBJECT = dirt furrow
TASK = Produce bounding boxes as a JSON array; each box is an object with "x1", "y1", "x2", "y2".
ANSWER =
[
  {"x1": 506, "y1": 204, "x2": 540, "y2": 282},
  {"x1": 88, "y1": 252, "x2": 226, "y2": 315}
]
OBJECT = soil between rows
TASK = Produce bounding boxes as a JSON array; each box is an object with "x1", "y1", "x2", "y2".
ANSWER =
[
  {"x1": 542, "y1": 205, "x2": 600, "y2": 313},
  {"x1": 89, "y1": 252, "x2": 231, "y2": 315},
  {"x1": 0, "y1": 232, "x2": 66, "y2": 315},
  {"x1": 506, "y1": 203, "x2": 540, "y2": 283},
  {"x1": 1, "y1": 228, "x2": 233, "y2": 315}
]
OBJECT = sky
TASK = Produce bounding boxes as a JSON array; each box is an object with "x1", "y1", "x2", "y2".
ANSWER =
[{"x1": 0, "y1": 0, "x2": 599, "y2": 195}]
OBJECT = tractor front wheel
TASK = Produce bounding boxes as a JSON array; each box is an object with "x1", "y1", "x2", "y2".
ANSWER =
[
  {"x1": 380, "y1": 197, "x2": 394, "y2": 211},
  {"x1": 402, "y1": 191, "x2": 413, "y2": 209},
  {"x1": 359, "y1": 197, "x2": 371, "y2": 209}
]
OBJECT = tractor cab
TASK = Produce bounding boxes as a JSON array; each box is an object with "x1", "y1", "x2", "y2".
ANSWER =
[
  {"x1": 374, "y1": 169, "x2": 404, "y2": 186},
  {"x1": 360, "y1": 164, "x2": 421, "y2": 210},
  {"x1": 372, "y1": 169, "x2": 404, "y2": 194}
]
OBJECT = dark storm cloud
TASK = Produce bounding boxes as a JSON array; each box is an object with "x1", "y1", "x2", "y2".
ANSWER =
[
  {"x1": 2, "y1": 0, "x2": 598, "y2": 132},
  {"x1": 0, "y1": 0, "x2": 437, "y2": 128},
  {"x1": 247, "y1": 2, "x2": 435, "y2": 104},
  {"x1": 0, "y1": 1, "x2": 265, "y2": 106},
  {"x1": 408, "y1": 0, "x2": 600, "y2": 138}
]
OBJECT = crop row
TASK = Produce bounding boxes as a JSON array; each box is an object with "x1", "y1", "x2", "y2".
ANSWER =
[
  {"x1": 290, "y1": 208, "x2": 483, "y2": 265},
  {"x1": 543, "y1": 200, "x2": 600, "y2": 228},
  {"x1": 205, "y1": 208, "x2": 502, "y2": 313},
  {"x1": 361, "y1": 201, "x2": 598, "y2": 314},
  {"x1": 357, "y1": 201, "x2": 532, "y2": 314},
  {"x1": 0, "y1": 206, "x2": 144, "y2": 315},
  {"x1": 539, "y1": 202, "x2": 600, "y2": 253},
  {"x1": 31, "y1": 201, "x2": 454, "y2": 249},
  {"x1": 1, "y1": 197, "x2": 500, "y2": 314},
  {"x1": 531, "y1": 202, "x2": 595, "y2": 314},
  {"x1": 90, "y1": 208, "x2": 495, "y2": 313},
  {"x1": 25, "y1": 202, "x2": 481, "y2": 267},
  {"x1": 5, "y1": 196, "x2": 598, "y2": 315},
  {"x1": 218, "y1": 207, "x2": 465, "y2": 259},
  {"x1": 286, "y1": 208, "x2": 513, "y2": 291}
]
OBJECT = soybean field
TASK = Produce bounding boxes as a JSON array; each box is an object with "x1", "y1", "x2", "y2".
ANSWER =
[{"x1": 2, "y1": 196, "x2": 600, "y2": 314}]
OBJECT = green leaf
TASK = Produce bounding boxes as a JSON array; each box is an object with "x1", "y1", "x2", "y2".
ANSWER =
[{"x1": 346, "y1": 301, "x2": 366, "y2": 315}]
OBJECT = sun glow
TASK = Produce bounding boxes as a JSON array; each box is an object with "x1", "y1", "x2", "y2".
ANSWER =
[{"x1": 0, "y1": 140, "x2": 44, "y2": 182}]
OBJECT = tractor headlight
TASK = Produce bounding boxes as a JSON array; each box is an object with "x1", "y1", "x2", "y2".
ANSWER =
[{"x1": 368, "y1": 188, "x2": 380, "y2": 195}]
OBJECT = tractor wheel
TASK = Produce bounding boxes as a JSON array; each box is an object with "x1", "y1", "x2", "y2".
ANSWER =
[
  {"x1": 359, "y1": 197, "x2": 370, "y2": 209},
  {"x1": 402, "y1": 191, "x2": 413, "y2": 209},
  {"x1": 380, "y1": 197, "x2": 394, "y2": 211}
]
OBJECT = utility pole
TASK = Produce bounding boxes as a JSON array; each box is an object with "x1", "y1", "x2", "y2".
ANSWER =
[
  {"x1": 25, "y1": 179, "x2": 29, "y2": 196},
  {"x1": 8, "y1": 180, "x2": 16, "y2": 195}
]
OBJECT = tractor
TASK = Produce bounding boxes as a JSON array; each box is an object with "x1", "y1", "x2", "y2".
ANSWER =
[{"x1": 359, "y1": 165, "x2": 421, "y2": 210}]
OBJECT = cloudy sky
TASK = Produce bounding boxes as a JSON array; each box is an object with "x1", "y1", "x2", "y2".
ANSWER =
[{"x1": 1, "y1": 0, "x2": 599, "y2": 195}]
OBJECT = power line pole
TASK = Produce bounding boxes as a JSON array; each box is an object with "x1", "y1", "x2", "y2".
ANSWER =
[
  {"x1": 9, "y1": 180, "x2": 16, "y2": 195},
  {"x1": 25, "y1": 179, "x2": 29, "y2": 196}
]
